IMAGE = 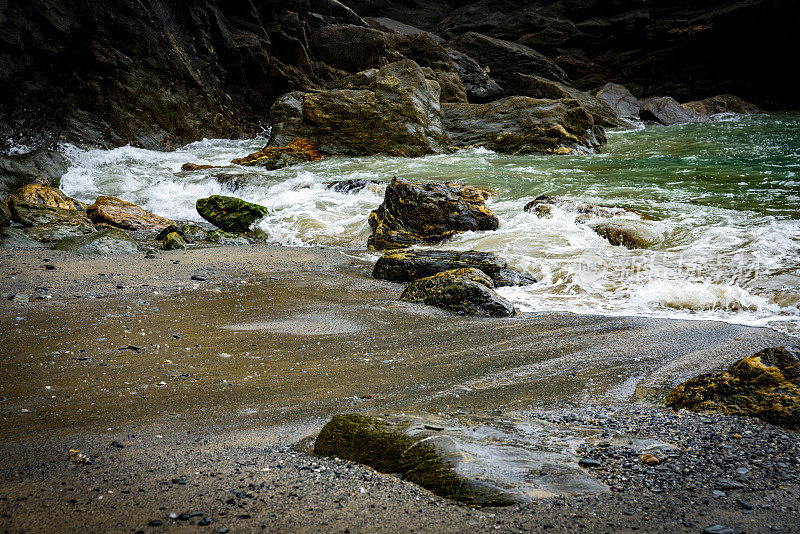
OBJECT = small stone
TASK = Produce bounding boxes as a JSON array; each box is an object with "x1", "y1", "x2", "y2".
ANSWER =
[
  {"x1": 44, "y1": 264, "x2": 56, "y2": 270},
  {"x1": 712, "y1": 490, "x2": 726, "y2": 498},
  {"x1": 736, "y1": 498, "x2": 753, "y2": 510},
  {"x1": 198, "y1": 517, "x2": 213, "y2": 526},
  {"x1": 732, "y1": 434, "x2": 742, "y2": 439},
  {"x1": 578, "y1": 458, "x2": 602, "y2": 468},
  {"x1": 715, "y1": 479, "x2": 745, "y2": 490},
  {"x1": 111, "y1": 441, "x2": 125, "y2": 448},
  {"x1": 703, "y1": 525, "x2": 735, "y2": 534},
  {"x1": 191, "y1": 275, "x2": 207, "y2": 281},
  {"x1": 215, "y1": 527, "x2": 229, "y2": 534},
  {"x1": 11, "y1": 293, "x2": 29, "y2": 303},
  {"x1": 148, "y1": 520, "x2": 163, "y2": 527},
  {"x1": 188, "y1": 511, "x2": 205, "y2": 517},
  {"x1": 171, "y1": 478, "x2": 187, "y2": 485},
  {"x1": 169, "y1": 512, "x2": 178, "y2": 519},
  {"x1": 640, "y1": 453, "x2": 660, "y2": 465},
  {"x1": 121, "y1": 345, "x2": 142, "y2": 351}
]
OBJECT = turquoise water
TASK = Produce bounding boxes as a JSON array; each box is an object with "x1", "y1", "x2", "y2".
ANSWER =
[{"x1": 60, "y1": 113, "x2": 800, "y2": 335}]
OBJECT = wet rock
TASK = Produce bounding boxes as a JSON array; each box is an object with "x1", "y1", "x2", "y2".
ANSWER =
[
  {"x1": 196, "y1": 195, "x2": 269, "y2": 233},
  {"x1": 313, "y1": 412, "x2": 607, "y2": 506},
  {"x1": 367, "y1": 178, "x2": 498, "y2": 250},
  {"x1": 268, "y1": 60, "x2": 448, "y2": 157},
  {"x1": 640, "y1": 453, "x2": 660, "y2": 465},
  {"x1": 578, "y1": 458, "x2": 602, "y2": 468},
  {"x1": 703, "y1": 525, "x2": 735, "y2": 534},
  {"x1": 524, "y1": 194, "x2": 632, "y2": 220},
  {"x1": 372, "y1": 249, "x2": 535, "y2": 287},
  {"x1": 206, "y1": 230, "x2": 250, "y2": 246},
  {"x1": 7, "y1": 201, "x2": 83, "y2": 227},
  {"x1": 11, "y1": 293, "x2": 29, "y2": 303},
  {"x1": 505, "y1": 74, "x2": 625, "y2": 128},
  {"x1": 162, "y1": 232, "x2": 186, "y2": 250},
  {"x1": 590, "y1": 219, "x2": 663, "y2": 249},
  {"x1": 665, "y1": 346, "x2": 800, "y2": 430},
  {"x1": 0, "y1": 201, "x2": 10, "y2": 227},
  {"x1": 399, "y1": 268, "x2": 515, "y2": 317},
  {"x1": 86, "y1": 196, "x2": 174, "y2": 231},
  {"x1": 448, "y1": 32, "x2": 570, "y2": 87},
  {"x1": 442, "y1": 97, "x2": 605, "y2": 155},
  {"x1": 155, "y1": 225, "x2": 184, "y2": 241},
  {"x1": 51, "y1": 228, "x2": 139, "y2": 255},
  {"x1": 595, "y1": 83, "x2": 641, "y2": 122},
  {"x1": 325, "y1": 179, "x2": 382, "y2": 194},
  {"x1": 446, "y1": 49, "x2": 503, "y2": 103},
  {"x1": 181, "y1": 163, "x2": 219, "y2": 172},
  {"x1": 638, "y1": 96, "x2": 709, "y2": 126},
  {"x1": 682, "y1": 95, "x2": 761, "y2": 117},
  {"x1": 24, "y1": 215, "x2": 96, "y2": 242},
  {"x1": 231, "y1": 138, "x2": 324, "y2": 171},
  {"x1": 180, "y1": 224, "x2": 208, "y2": 244},
  {"x1": 5, "y1": 183, "x2": 82, "y2": 211},
  {"x1": 0, "y1": 227, "x2": 46, "y2": 249},
  {"x1": 0, "y1": 149, "x2": 68, "y2": 199},
  {"x1": 212, "y1": 173, "x2": 255, "y2": 194}
]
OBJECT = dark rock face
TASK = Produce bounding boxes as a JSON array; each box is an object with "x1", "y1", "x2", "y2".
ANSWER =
[
  {"x1": 446, "y1": 49, "x2": 503, "y2": 103},
  {"x1": 639, "y1": 96, "x2": 708, "y2": 126},
  {"x1": 681, "y1": 95, "x2": 761, "y2": 117},
  {"x1": 666, "y1": 347, "x2": 800, "y2": 430},
  {"x1": 0, "y1": 150, "x2": 69, "y2": 199},
  {"x1": 373, "y1": 249, "x2": 536, "y2": 287},
  {"x1": 443, "y1": 97, "x2": 605, "y2": 155},
  {"x1": 399, "y1": 268, "x2": 516, "y2": 317},
  {"x1": 196, "y1": 195, "x2": 270, "y2": 233},
  {"x1": 0, "y1": 202, "x2": 10, "y2": 227},
  {"x1": 595, "y1": 83, "x2": 641, "y2": 122},
  {"x1": 325, "y1": 179, "x2": 382, "y2": 193},
  {"x1": 51, "y1": 228, "x2": 139, "y2": 254},
  {"x1": 449, "y1": 32, "x2": 570, "y2": 87},
  {"x1": 269, "y1": 61, "x2": 448, "y2": 157},
  {"x1": 505, "y1": 74, "x2": 624, "y2": 127},
  {"x1": 367, "y1": 178, "x2": 499, "y2": 250}
]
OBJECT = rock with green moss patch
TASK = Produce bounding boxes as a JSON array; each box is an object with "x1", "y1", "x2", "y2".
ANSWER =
[
  {"x1": 51, "y1": 228, "x2": 139, "y2": 255},
  {"x1": 399, "y1": 267, "x2": 515, "y2": 317},
  {"x1": 162, "y1": 232, "x2": 186, "y2": 250},
  {"x1": 665, "y1": 346, "x2": 800, "y2": 430},
  {"x1": 196, "y1": 195, "x2": 269, "y2": 233},
  {"x1": 180, "y1": 223, "x2": 208, "y2": 243},
  {"x1": 206, "y1": 229, "x2": 250, "y2": 246}
]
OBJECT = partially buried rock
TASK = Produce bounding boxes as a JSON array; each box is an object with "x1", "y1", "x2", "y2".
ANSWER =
[
  {"x1": 590, "y1": 219, "x2": 663, "y2": 249},
  {"x1": 373, "y1": 249, "x2": 536, "y2": 287},
  {"x1": 666, "y1": 346, "x2": 800, "y2": 430},
  {"x1": 180, "y1": 223, "x2": 207, "y2": 243},
  {"x1": 367, "y1": 178, "x2": 498, "y2": 250},
  {"x1": 443, "y1": 97, "x2": 605, "y2": 155},
  {"x1": 524, "y1": 194, "x2": 632, "y2": 220},
  {"x1": 196, "y1": 195, "x2": 269, "y2": 233},
  {"x1": 313, "y1": 413, "x2": 607, "y2": 505},
  {"x1": 162, "y1": 232, "x2": 186, "y2": 250},
  {"x1": 51, "y1": 228, "x2": 139, "y2": 255},
  {"x1": 231, "y1": 138, "x2": 323, "y2": 170},
  {"x1": 399, "y1": 268, "x2": 515, "y2": 317},
  {"x1": 87, "y1": 196, "x2": 174, "y2": 231}
]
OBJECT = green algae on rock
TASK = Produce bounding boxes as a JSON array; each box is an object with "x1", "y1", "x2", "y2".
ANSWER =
[
  {"x1": 196, "y1": 195, "x2": 269, "y2": 233},
  {"x1": 399, "y1": 267, "x2": 515, "y2": 317},
  {"x1": 180, "y1": 224, "x2": 207, "y2": 243},
  {"x1": 665, "y1": 346, "x2": 800, "y2": 430},
  {"x1": 367, "y1": 178, "x2": 499, "y2": 250},
  {"x1": 51, "y1": 228, "x2": 139, "y2": 255},
  {"x1": 161, "y1": 232, "x2": 186, "y2": 250}
]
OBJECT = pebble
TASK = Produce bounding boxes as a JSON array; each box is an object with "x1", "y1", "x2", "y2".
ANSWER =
[
  {"x1": 171, "y1": 478, "x2": 187, "y2": 485},
  {"x1": 703, "y1": 525, "x2": 734, "y2": 534},
  {"x1": 11, "y1": 293, "x2": 29, "y2": 303},
  {"x1": 578, "y1": 458, "x2": 602, "y2": 468},
  {"x1": 640, "y1": 453, "x2": 660, "y2": 465},
  {"x1": 214, "y1": 528, "x2": 229, "y2": 534},
  {"x1": 191, "y1": 275, "x2": 207, "y2": 281},
  {"x1": 198, "y1": 517, "x2": 213, "y2": 526},
  {"x1": 148, "y1": 520, "x2": 163, "y2": 527},
  {"x1": 111, "y1": 441, "x2": 125, "y2": 448}
]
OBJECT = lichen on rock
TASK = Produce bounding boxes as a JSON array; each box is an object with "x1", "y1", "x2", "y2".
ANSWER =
[
  {"x1": 399, "y1": 267, "x2": 516, "y2": 317},
  {"x1": 196, "y1": 195, "x2": 269, "y2": 234}
]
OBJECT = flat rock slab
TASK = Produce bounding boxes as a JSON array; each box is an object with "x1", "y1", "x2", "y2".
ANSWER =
[{"x1": 313, "y1": 412, "x2": 608, "y2": 505}]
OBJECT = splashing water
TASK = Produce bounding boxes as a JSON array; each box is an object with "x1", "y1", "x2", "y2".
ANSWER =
[{"x1": 60, "y1": 113, "x2": 800, "y2": 336}]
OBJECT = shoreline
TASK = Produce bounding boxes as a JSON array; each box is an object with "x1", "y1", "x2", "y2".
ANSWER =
[{"x1": 1, "y1": 243, "x2": 798, "y2": 532}]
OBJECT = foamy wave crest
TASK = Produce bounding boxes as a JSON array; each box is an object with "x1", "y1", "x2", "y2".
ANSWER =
[{"x1": 630, "y1": 281, "x2": 775, "y2": 312}]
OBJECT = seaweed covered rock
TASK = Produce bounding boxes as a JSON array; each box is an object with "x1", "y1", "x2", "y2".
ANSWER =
[
  {"x1": 196, "y1": 195, "x2": 269, "y2": 233},
  {"x1": 231, "y1": 138, "x2": 324, "y2": 170},
  {"x1": 373, "y1": 249, "x2": 536, "y2": 287},
  {"x1": 443, "y1": 97, "x2": 605, "y2": 155},
  {"x1": 681, "y1": 95, "x2": 761, "y2": 117},
  {"x1": 399, "y1": 268, "x2": 515, "y2": 317},
  {"x1": 665, "y1": 347, "x2": 800, "y2": 430},
  {"x1": 51, "y1": 228, "x2": 139, "y2": 255},
  {"x1": 313, "y1": 413, "x2": 607, "y2": 505},
  {"x1": 268, "y1": 60, "x2": 448, "y2": 157},
  {"x1": 590, "y1": 219, "x2": 663, "y2": 249},
  {"x1": 367, "y1": 178, "x2": 498, "y2": 250},
  {"x1": 87, "y1": 196, "x2": 174, "y2": 231}
]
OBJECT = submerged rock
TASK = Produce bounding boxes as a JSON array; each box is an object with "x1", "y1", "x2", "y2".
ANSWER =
[
  {"x1": 181, "y1": 163, "x2": 220, "y2": 171},
  {"x1": 399, "y1": 268, "x2": 515, "y2": 317},
  {"x1": 590, "y1": 219, "x2": 663, "y2": 249},
  {"x1": 639, "y1": 96, "x2": 709, "y2": 125},
  {"x1": 524, "y1": 194, "x2": 631, "y2": 220},
  {"x1": 196, "y1": 195, "x2": 269, "y2": 233},
  {"x1": 373, "y1": 249, "x2": 536, "y2": 287},
  {"x1": 367, "y1": 178, "x2": 498, "y2": 250},
  {"x1": 681, "y1": 95, "x2": 761, "y2": 117},
  {"x1": 87, "y1": 196, "x2": 174, "y2": 231},
  {"x1": 51, "y1": 228, "x2": 139, "y2": 254},
  {"x1": 325, "y1": 179, "x2": 382, "y2": 194},
  {"x1": 269, "y1": 60, "x2": 448, "y2": 157},
  {"x1": 446, "y1": 49, "x2": 503, "y2": 103},
  {"x1": 666, "y1": 346, "x2": 800, "y2": 430},
  {"x1": 231, "y1": 138, "x2": 324, "y2": 170},
  {"x1": 442, "y1": 97, "x2": 605, "y2": 155},
  {"x1": 595, "y1": 83, "x2": 641, "y2": 122},
  {"x1": 313, "y1": 413, "x2": 607, "y2": 505}
]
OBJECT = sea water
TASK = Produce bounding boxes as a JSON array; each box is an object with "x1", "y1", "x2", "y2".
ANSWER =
[{"x1": 58, "y1": 113, "x2": 800, "y2": 336}]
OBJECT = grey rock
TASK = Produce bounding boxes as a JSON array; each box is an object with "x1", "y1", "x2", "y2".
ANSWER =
[
  {"x1": 1, "y1": 227, "x2": 47, "y2": 249},
  {"x1": 639, "y1": 96, "x2": 709, "y2": 126},
  {"x1": 51, "y1": 228, "x2": 139, "y2": 255},
  {"x1": 596, "y1": 83, "x2": 641, "y2": 121},
  {"x1": 446, "y1": 49, "x2": 503, "y2": 103}
]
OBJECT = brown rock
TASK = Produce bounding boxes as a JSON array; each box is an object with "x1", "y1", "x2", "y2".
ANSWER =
[
  {"x1": 86, "y1": 196, "x2": 174, "y2": 231},
  {"x1": 181, "y1": 163, "x2": 220, "y2": 171},
  {"x1": 231, "y1": 138, "x2": 324, "y2": 170},
  {"x1": 640, "y1": 453, "x2": 660, "y2": 466},
  {"x1": 5, "y1": 183, "x2": 81, "y2": 211}
]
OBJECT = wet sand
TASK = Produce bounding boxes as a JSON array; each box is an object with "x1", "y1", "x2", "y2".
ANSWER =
[{"x1": 0, "y1": 244, "x2": 798, "y2": 532}]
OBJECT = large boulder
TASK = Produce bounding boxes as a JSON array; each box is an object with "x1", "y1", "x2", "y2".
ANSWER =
[
  {"x1": 505, "y1": 74, "x2": 625, "y2": 128},
  {"x1": 666, "y1": 347, "x2": 800, "y2": 430},
  {"x1": 5, "y1": 183, "x2": 82, "y2": 211},
  {"x1": 373, "y1": 249, "x2": 536, "y2": 287},
  {"x1": 448, "y1": 32, "x2": 571, "y2": 87},
  {"x1": 443, "y1": 97, "x2": 605, "y2": 155},
  {"x1": 590, "y1": 219, "x2": 663, "y2": 249},
  {"x1": 367, "y1": 178, "x2": 499, "y2": 250},
  {"x1": 399, "y1": 268, "x2": 516, "y2": 317},
  {"x1": 681, "y1": 95, "x2": 761, "y2": 117},
  {"x1": 231, "y1": 138, "x2": 324, "y2": 171},
  {"x1": 595, "y1": 83, "x2": 641, "y2": 122},
  {"x1": 446, "y1": 49, "x2": 504, "y2": 103},
  {"x1": 269, "y1": 60, "x2": 449, "y2": 157},
  {"x1": 1, "y1": 227, "x2": 46, "y2": 249},
  {"x1": 196, "y1": 195, "x2": 270, "y2": 233},
  {"x1": 638, "y1": 96, "x2": 709, "y2": 126},
  {"x1": 313, "y1": 413, "x2": 608, "y2": 506},
  {"x1": 51, "y1": 228, "x2": 139, "y2": 255},
  {"x1": 86, "y1": 196, "x2": 174, "y2": 231}
]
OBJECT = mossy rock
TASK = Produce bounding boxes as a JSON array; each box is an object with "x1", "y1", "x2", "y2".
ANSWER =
[
  {"x1": 180, "y1": 223, "x2": 207, "y2": 243},
  {"x1": 196, "y1": 195, "x2": 269, "y2": 233},
  {"x1": 399, "y1": 267, "x2": 516, "y2": 317},
  {"x1": 8, "y1": 201, "x2": 82, "y2": 227},
  {"x1": 665, "y1": 346, "x2": 800, "y2": 430},
  {"x1": 51, "y1": 228, "x2": 139, "y2": 255},
  {"x1": 162, "y1": 232, "x2": 186, "y2": 250},
  {"x1": 206, "y1": 229, "x2": 250, "y2": 246}
]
